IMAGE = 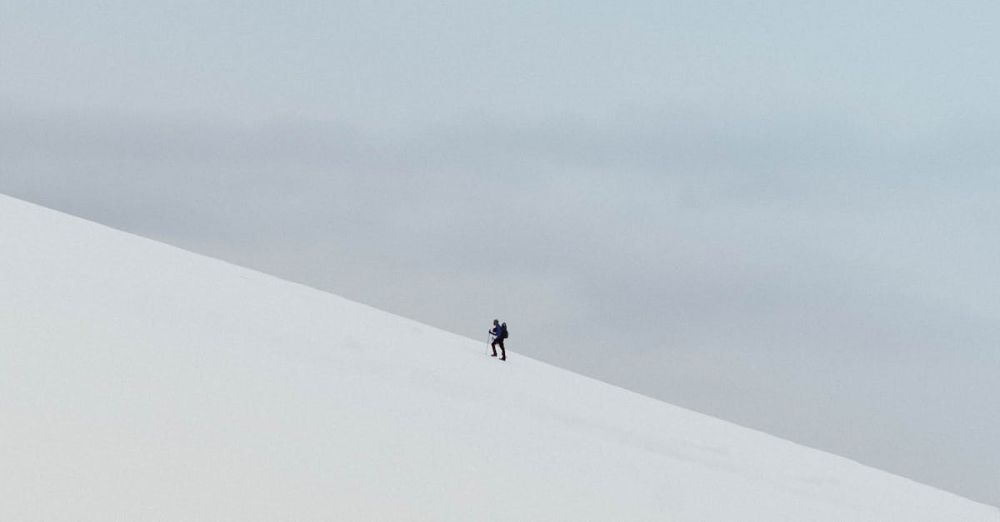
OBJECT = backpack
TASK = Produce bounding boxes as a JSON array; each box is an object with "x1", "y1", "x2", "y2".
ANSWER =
[{"x1": 501, "y1": 322, "x2": 509, "y2": 339}]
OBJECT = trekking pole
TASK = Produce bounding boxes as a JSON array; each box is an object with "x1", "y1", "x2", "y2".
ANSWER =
[{"x1": 487, "y1": 333, "x2": 493, "y2": 354}]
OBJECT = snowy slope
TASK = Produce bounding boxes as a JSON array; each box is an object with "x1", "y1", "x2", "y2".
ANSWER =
[{"x1": 0, "y1": 193, "x2": 996, "y2": 522}]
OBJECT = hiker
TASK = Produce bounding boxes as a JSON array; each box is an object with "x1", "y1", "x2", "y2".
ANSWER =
[{"x1": 490, "y1": 319, "x2": 507, "y2": 361}]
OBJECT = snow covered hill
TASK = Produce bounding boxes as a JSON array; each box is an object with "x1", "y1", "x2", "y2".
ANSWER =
[{"x1": 0, "y1": 193, "x2": 996, "y2": 521}]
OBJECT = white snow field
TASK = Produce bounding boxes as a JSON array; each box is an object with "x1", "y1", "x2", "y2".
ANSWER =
[{"x1": 0, "y1": 193, "x2": 996, "y2": 522}]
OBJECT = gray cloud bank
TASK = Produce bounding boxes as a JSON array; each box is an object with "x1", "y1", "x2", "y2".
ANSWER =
[{"x1": 2, "y1": 102, "x2": 998, "y2": 505}]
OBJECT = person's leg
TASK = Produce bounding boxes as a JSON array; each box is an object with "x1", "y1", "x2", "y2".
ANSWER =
[
  {"x1": 499, "y1": 339, "x2": 506, "y2": 360},
  {"x1": 490, "y1": 338, "x2": 499, "y2": 356}
]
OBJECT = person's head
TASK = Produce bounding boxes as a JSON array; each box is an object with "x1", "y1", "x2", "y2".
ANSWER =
[{"x1": 493, "y1": 319, "x2": 499, "y2": 325}]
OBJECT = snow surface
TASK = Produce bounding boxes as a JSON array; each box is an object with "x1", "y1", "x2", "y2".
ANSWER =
[{"x1": 0, "y1": 193, "x2": 996, "y2": 522}]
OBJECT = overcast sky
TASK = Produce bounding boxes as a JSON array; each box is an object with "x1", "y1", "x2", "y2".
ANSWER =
[{"x1": 2, "y1": 0, "x2": 998, "y2": 506}]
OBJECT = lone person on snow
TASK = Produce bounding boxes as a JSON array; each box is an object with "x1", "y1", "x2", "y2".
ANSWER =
[{"x1": 490, "y1": 319, "x2": 507, "y2": 361}]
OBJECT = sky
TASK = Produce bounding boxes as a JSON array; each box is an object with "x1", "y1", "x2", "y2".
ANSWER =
[{"x1": 2, "y1": 0, "x2": 998, "y2": 506}]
